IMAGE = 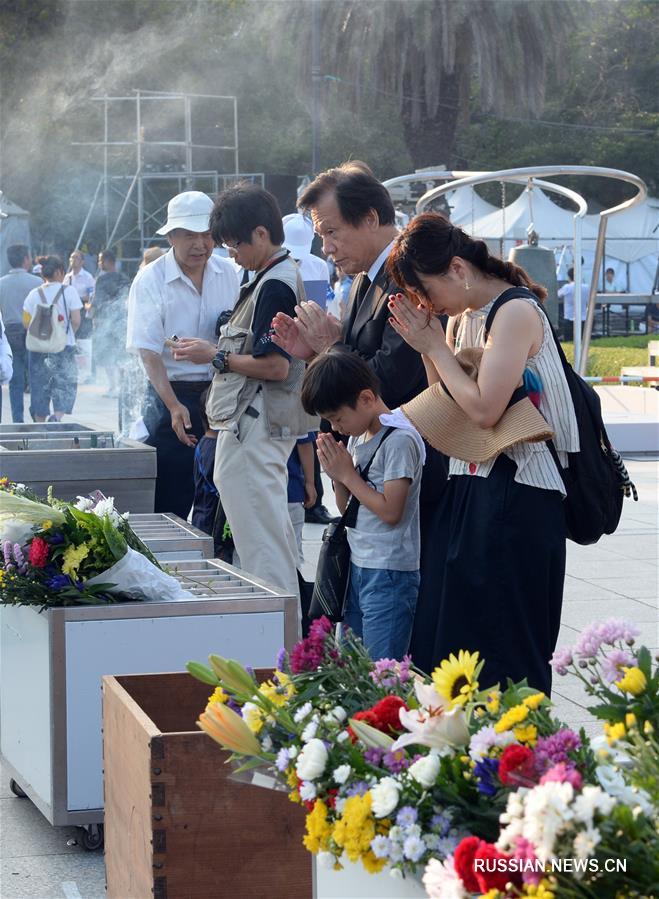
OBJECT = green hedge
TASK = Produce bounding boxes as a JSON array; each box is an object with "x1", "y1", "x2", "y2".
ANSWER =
[{"x1": 561, "y1": 342, "x2": 648, "y2": 377}]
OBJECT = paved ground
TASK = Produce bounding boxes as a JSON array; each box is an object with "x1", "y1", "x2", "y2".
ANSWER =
[{"x1": 0, "y1": 383, "x2": 657, "y2": 898}]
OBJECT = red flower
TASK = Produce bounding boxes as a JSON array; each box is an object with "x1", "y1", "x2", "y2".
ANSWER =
[
  {"x1": 453, "y1": 836, "x2": 482, "y2": 892},
  {"x1": 369, "y1": 696, "x2": 408, "y2": 734},
  {"x1": 28, "y1": 536, "x2": 50, "y2": 568},
  {"x1": 474, "y1": 842, "x2": 522, "y2": 893},
  {"x1": 347, "y1": 708, "x2": 379, "y2": 743},
  {"x1": 499, "y1": 744, "x2": 537, "y2": 787}
]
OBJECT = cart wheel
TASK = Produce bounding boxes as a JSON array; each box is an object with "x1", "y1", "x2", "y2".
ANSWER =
[
  {"x1": 9, "y1": 779, "x2": 27, "y2": 799},
  {"x1": 79, "y1": 824, "x2": 104, "y2": 851}
]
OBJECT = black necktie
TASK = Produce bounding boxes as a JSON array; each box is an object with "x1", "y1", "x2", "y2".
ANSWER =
[{"x1": 355, "y1": 272, "x2": 371, "y2": 305}]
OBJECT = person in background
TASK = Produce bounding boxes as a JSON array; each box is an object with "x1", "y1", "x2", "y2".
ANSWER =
[
  {"x1": 64, "y1": 249, "x2": 95, "y2": 383},
  {"x1": 0, "y1": 244, "x2": 41, "y2": 421},
  {"x1": 0, "y1": 308, "x2": 13, "y2": 420},
  {"x1": 23, "y1": 256, "x2": 81, "y2": 422},
  {"x1": 126, "y1": 191, "x2": 239, "y2": 518},
  {"x1": 604, "y1": 266, "x2": 625, "y2": 293},
  {"x1": 330, "y1": 262, "x2": 353, "y2": 320},
  {"x1": 282, "y1": 212, "x2": 336, "y2": 527},
  {"x1": 287, "y1": 433, "x2": 317, "y2": 564},
  {"x1": 140, "y1": 246, "x2": 166, "y2": 269},
  {"x1": 191, "y1": 388, "x2": 220, "y2": 540},
  {"x1": 92, "y1": 249, "x2": 129, "y2": 397},
  {"x1": 558, "y1": 266, "x2": 588, "y2": 342}
]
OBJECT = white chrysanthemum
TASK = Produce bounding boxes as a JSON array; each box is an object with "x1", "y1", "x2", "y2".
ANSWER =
[
  {"x1": 370, "y1": 776, "x2": 400, "y2": 819},
  {"x1": 294, "y1": 701, "x2": 313, "y2": 723},
  {"x1": 295, "y1": 738, "x2": 328, "y2": 781},
  {"x1": 572, "y1": 785, "x2": 616, "y2": 826},
  {"x1": 301, "y1": 716, "x2": 319, "y2": 743},
  {"x1": 468, "y1": 725, "x2": 516, "y2": 761},
  {"x1": 333, "y1": 764, "x2": 351, "y2": 785},
  {"x1": 423, "y1": 856, "x2": 468, "y2": 899},
  {"x1": 326, "y1": 706, "x2": 347, "y2": 724},
  {"x1": 91, "y1": 497, "x2": 123, "y2": 526},
  {"x1": 596, "y1": 764, "x2": 653, "y2": 816},
  {"x1": 299, "y1": 781, "x2": 317, "y2": 802},
  {"x1": 409, "y1": 753, "x2": 440, "y2": 788},
  {"x1": 260, "y1": 734, "x2": 273, "y2": 752},
  {"x1": 336, "y1": 730, "x2": 350, "y2": 743},
  {"x1": 573, "y1": 826, "x2": 601, "y2": 863},
  {"x1": 74, "y1": 496, "x2": 94, "y2": 511},
  {"x1": 316, "y1": 851, "x2": 335, "y2": 869}
]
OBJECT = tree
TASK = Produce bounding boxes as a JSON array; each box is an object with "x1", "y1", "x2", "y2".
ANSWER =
[{"x1": 268, "y1": 0, "x2": 573, "y2": 169}]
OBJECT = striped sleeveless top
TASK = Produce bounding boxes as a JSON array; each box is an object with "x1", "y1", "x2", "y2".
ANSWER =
[{"x1": 449, "y1": 294, "x2": 579, "y2": 494}]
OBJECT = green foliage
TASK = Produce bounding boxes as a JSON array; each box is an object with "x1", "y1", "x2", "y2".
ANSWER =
[{"x1": 561, "y1": 342, "x2": 648, "y2": 377}]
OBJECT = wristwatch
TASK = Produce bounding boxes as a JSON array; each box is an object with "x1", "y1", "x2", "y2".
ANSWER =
[{"x1": 212, "y1": 350, "x2": 231, "y2": 373}]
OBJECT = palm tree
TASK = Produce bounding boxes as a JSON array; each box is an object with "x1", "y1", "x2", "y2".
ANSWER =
[{"x1": 271, "y1": 0, "x2": 574, "y2": 169}]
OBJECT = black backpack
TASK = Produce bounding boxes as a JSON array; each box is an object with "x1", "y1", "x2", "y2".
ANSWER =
[{"x1": 485, "y1": 287, "x2": 636, "y2": 545}]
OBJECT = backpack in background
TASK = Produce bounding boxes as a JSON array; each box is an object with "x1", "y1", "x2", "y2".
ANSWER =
[
  {"x1": 485, "y1": 287, "x2": 637, "y2": 545},
  {"x1": 26, "y1": 286, "x2": 68, "y2": 354}
]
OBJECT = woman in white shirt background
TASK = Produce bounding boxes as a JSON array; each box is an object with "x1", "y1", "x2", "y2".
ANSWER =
[
  {"x1": 64, "y1": 249, "x2": 95, "y2": 383},
  {"x1": 23, "y1": 256, "x2": 81, "y2": 421}
]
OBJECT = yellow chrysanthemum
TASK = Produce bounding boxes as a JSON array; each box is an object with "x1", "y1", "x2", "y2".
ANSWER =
[
  {"x1": 61, "y1": 542, "x2": 90, "y2": 578},
  {"x1": 259, "y1": 671, "x2": 295, "y2": 708},
  {"x1": 523, "y1": 881, "x2": 555, "y2": 898},
  {"x1": 523, "y1": 692, "x2": 546, "y2": 711},
  {"x1": 362, "y1": 850, "x2": 387, "y2": 874},
  {"x1": 333, "y1": 793, "x2": 377, "y2": 864},
  {"x1": 486, "y1": 690, "x2": 501, "y2": 714},
  {"x1": 242, "y1": 702, "x2": 265, "y2": 734},
  {"x1": 514, "y1": 724, "x2": 538, "y2": 746},
  {"x1": 494, "y1": 703, "x2": 529, "y2": 733},
  {"x1": 432, "y1": 650, "x2": 480, "y2": 708},
  {"x1": 604, "y1": 721, "x2": 626, "y2": 745},
  {"x1": 303, "y1": 799, "x2": 332, "y2": 854},
  {"x1": 615, "y1": 667, "x2": 647, "y2": 696},
  {"x1": 208, "y1": 686, "x2": 229, "y2": 705},
  {"x1": 41, "y1": 520, "x2": 53, "y2": 531},
  {"x1": 625, "y1": 712, "x2": 637, "y2": 729}
]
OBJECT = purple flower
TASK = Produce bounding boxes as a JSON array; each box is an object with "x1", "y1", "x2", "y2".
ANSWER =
[
  {"x1": 346, "y1": 780, "x2": 369, "y2": 797},
  {"x1": 601, "y1": 648, "x2": 635, "y2": 683},
  {"x1": 3, "y1": 540, "x2": 13, "y2": 568},
  {"x1": 430, "y1": 811, "x2": 452, "y2": 837},
  {"x1": 370, "y1": 658, "x2": 398, "y2": 688},
  {"x1": 383, "y1": 749, "x2": 410, "y2": 774},
  {"x1": 275, "y1": 748, "x2": 290, "y2": 772},
  {"x1": 48, "y1": 533, "x2": 65, "y2": 545},
  {"x1": 573, "y1": 619, "x2": 640, "y2": 661},
  {"x1": 227, "y1": 698, "x2": 242, "y2": 715},
  {"x1": 474, "y1": 757, "x2": 500, "y2": 796},
  {"x1": 364, "y1": 747, "x2": 384, "y2": 765},
  {"x1": 550, "y1": 645, "x2": 573, "y2": 675},
  {"x1": 275, "y1": 648, "x2": 287, "y2": 672},
  {"x1": 396, "y1": 806, "x2": 418, "y2": 827},
  {"x1": 535, "y1": 729, "x2": 581, "y2": 771}
]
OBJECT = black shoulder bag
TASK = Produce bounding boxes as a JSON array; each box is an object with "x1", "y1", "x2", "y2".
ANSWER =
[{"x1": 309, "y1": 427, "x2": 395, "y2": 623}]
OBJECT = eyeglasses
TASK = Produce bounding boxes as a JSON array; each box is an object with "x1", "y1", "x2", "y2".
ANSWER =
[{"x1": 221, "y1": 240, "x2": 243, "y2": 253}]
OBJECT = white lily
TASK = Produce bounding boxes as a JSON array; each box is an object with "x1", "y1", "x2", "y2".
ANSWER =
[{"x1": 391, "y1": 680, "x2": 469, "y2": 752}]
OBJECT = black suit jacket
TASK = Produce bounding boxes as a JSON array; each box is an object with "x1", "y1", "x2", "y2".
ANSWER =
[{"x1": 338, "y1": 263, "x2": 427, "y2": 409}]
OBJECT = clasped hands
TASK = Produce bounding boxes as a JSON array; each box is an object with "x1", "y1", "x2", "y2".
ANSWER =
[
  {"x1": 271, "y1": 301, "x2": 343, "y2": 360},
  {"x1": 387, "y1": 293, "x2": 446, "y2": 356}
]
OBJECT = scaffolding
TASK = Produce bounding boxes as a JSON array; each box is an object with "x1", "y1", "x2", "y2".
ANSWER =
[{"x1": 73, "y1": 90, "x2": 264, "y2": 270}]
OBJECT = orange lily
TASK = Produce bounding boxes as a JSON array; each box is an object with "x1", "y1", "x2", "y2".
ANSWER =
[{"x1": 198, "y1": 701, "x2": 262, "y2": 756}]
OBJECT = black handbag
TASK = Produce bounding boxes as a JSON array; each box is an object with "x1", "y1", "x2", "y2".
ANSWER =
[{"x1": 309, "y1": 427, "x2": 395, "y2": 623}]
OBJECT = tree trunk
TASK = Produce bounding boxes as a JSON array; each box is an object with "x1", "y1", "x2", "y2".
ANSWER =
[{"x1": 401, "y1": 68, "x2": 463, "y2": 170}]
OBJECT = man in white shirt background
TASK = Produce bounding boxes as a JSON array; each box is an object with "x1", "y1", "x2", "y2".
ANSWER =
[
  {"x1": 558, "y1": 266, "x2": 589, "y2": 342},
  {"x1": 126, "y1": 191, "x2": 239, "y2": 517},
  {"x1": 64, "y1": 249, "x2": 96, "y2": 383}
]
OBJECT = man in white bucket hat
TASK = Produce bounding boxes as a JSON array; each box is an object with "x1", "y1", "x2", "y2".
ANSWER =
[{"x1": 126, "y1": 191, "x2": 239, "y2": 517}]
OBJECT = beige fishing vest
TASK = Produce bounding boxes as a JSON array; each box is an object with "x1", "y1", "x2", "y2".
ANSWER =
[{"x1": 206, "y1": 254, "x2": 318, "y2": 439}]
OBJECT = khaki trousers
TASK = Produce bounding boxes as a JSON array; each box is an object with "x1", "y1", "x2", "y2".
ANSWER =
[{"x1": 214, "y1": 392, "x2": 299, "y2": 602}]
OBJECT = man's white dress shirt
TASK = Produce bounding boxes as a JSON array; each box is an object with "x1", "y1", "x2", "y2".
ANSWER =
[{"x1": 126, "y1": 249, "x2": 239, "y2": 381}]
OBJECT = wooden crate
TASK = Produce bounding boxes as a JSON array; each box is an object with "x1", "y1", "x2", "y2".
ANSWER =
[{"x1": 103, "y1": 672, "x2": 311, "y2": 899}]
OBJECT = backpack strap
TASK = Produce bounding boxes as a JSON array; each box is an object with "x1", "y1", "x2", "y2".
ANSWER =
[{"x1": 339, "y1": 426, "x2": 396, "y2": 529}]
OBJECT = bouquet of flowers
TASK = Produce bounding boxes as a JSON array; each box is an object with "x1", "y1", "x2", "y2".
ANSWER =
[
  {"x1": 0, "y1": 479, "x2": 191, "y2": 607},
  {"x1": 188, "y1": 617, "x2": 658, "y2": 898}
]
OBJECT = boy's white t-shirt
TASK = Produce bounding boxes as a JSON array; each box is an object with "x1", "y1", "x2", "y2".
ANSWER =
[
  {"x1": 24, "y1": 283, "x2": 82, "y2": 347},
  {"x1": 346, "y1": 426, "x2": 422, "y2": 572}
]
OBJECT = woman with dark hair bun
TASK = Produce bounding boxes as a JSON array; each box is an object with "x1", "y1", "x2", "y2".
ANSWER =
[{"x1": 386, "y1": 213, "x2": 578, "y2": 694}]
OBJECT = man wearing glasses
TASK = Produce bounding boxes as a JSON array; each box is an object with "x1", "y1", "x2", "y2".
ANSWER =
[
  {"x1": 126, "y1": 191, "x2": 239, "y2": 517},
  {"x1": 172, "y1": 184, "x2": 312, "y2": 602}
]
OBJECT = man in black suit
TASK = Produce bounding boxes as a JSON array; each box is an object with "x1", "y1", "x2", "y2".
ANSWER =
[{"x1": 273, "y1": 161, "x2": 448, "y2": 671}]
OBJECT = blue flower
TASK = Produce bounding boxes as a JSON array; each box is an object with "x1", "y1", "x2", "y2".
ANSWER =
[
  {"x1": 396, "y1": 806, "x2": 418, "y2": 828},
  {"x1": 46, "y1": 574, "x2": 72, "y2": 590},
  {"x1": 474, "y1": 757, "x2": 500, "y2": 796},
  {"x1": 370, "y1": 835, "x2": 391, "y2": 859}
]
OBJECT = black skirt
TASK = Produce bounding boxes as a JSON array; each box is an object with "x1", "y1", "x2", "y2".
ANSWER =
[{"x1": 411, "y1": 453, "x2": 566, "y2": 696}]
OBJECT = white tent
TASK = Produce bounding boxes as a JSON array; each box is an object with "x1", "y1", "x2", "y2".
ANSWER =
[
  {"x1": 0, "y1": 194, "x2": 32, "y2": 277},
  {"x1": 463, "y1": 187, "x2": 659, "y2": 294},
  {"x1": 445, "y1": 186, "x2": 499, "y2": 229}
]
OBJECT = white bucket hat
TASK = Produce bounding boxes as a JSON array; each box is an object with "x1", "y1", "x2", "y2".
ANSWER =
[
  {"x1": 283, "y1": 213, "x2": 314, "y2": 260},
  {"x1": 156, "y1": 191, "x2": 214, "y2": 236}
]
